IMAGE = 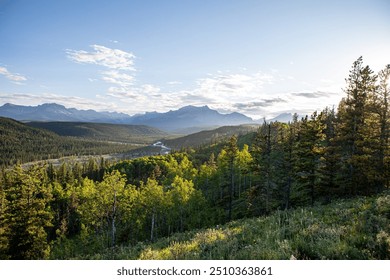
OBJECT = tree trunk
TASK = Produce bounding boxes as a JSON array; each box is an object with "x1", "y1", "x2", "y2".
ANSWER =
[
  {"x1": 111, "y1": 190, "x2": 117, "y2": 247},
  {"x1": 150, "y1": 212, "x2": 155, "y2": 241}
]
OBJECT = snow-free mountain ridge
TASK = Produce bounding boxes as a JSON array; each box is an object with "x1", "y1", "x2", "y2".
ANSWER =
[
  {"x1": 0, "y1": 103, "x2": 292, "y2": 133},
  {"x1": 0, "y1": 103, "x2": 251, "y2": 132}
]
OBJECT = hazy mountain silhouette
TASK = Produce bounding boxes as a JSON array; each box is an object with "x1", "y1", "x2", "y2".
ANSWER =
[{"x1": 0, "y1": 103, "x2": 254, "y2": 133}]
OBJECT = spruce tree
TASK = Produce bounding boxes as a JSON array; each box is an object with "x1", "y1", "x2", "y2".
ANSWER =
[
  {"x1": 3, "y1": 165, "x2": 53, "y2": 259},
  {"x1": 225, "y1": 135, "x2": 239, "y2": 221},
  {"x1": 293, "y1": 113, "x2": 325, "y2": 206},
  {"x1": 336, "y1": 57, "x2": 377, "y2": 195},
  {"x1": 376, "y1": 65, "x2": 390, "y2": 191}
]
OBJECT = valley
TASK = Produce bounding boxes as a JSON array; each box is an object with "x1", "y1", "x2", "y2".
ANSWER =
[{"x1": 0, "y1": 59, "x2": 389, "y2": 261}]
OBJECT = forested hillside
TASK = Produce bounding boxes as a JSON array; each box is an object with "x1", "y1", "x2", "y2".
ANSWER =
[
  {"x1": 164, "y1": 124, "x2": 258, "y2": 150},
  {"x1": 0, "y1": 58, "x2": 389, "y2": 260},
  {"x1": 27, "y1": 121, "x2": 169, "y2": 144},
  {"x1": 0, "y1": 118, "x2": 137, "y2": 167}
]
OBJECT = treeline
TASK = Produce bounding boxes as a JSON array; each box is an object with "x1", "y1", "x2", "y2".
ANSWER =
[
  {"x1": 0, "y1": 117, "x2": 137, "y2": 167},
  {"x1": 0, "y1": 57, "x2": 389, "y2": 259}
]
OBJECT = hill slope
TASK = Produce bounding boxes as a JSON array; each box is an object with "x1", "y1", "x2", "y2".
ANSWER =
[
  {"x1": 0, "y1": 117, "x2": 136, "y2": 166},
  {"x1": 66, "y1": 192, "x2": 390, "y2": 260},
  {"x1": 27, "y1": 121, "x2": 168, "y2": 144},
  {"x1": 164, "y1": 124, "x2": 259, "y2": 149}
]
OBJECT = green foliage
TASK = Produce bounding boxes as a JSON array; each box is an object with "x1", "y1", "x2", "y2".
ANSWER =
[
  {"x1": 335, "y1": 57, "x2": 383, "y2": 195},
  {"x1": 292, "y1": 112, "x2": 325, "y2": 206},
  {"x1": 27, "y1": 121, "x2": 168, "y2": 144},
  {"x1": 165, "y1": 125, "x2": 258, "y2": 150},
  {"x1": 68, "y1": 192, "x2": 390, "y2": 260},
  {"x1": 0, "y1": 117, "x2": 137, "y2": 167},
  {"x1": 1, "y1": 165, "x2": 53, "y2": 259}
]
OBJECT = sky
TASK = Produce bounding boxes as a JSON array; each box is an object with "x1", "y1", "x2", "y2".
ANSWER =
[{"x1": 0, "y1": 0, "x2": 389, "y2": 119}]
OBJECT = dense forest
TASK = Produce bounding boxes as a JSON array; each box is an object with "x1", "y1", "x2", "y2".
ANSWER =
[
  {"x1": 0, "y1": 118, "x2": 152, "y2": 167},
  {"x1": 0, "y1": 57, "x2": 389, "y2": 259},
  {"x1": 27, "y1": 121, "x2": 168, "y2": 144}
]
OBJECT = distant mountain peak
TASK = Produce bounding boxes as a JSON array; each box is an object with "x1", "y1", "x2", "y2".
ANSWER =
[
  {"x1": 129, "y1": 105, "x2": 253, "y2": 132},
  {"x1": 268, "y1": 112, "x2": 294, "y2": 123},
  {"x1": 178, "y1": 105, "x2": 210, "y2": 112},
  {"x1": 38, "y1": 103, "x2": 64, "y2": 107},
  {"x1": 0, "y1": 102, "x2": 254, "y2": 133}
]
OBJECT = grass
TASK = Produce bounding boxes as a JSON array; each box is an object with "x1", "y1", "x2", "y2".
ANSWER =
[{"x1": 55, "y1": 192, "x2": 390, "y2": 260}]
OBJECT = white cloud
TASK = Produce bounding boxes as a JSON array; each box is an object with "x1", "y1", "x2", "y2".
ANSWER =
[
  {"x1": 141, "y1": 84, "x2": 160, "y2": 95},
  {"x1": 67, "y1": 45, "x2": 136, "y2": 71},
  {"x1": 107, "y1": 87, "x2": 140, "y2": 99},
  {"x1": 0, "y1": 66, "x2": 27, "y2": 82},
  {"x1": 102, "y1": 70, "x2": 135, "y2": 87},
  {"x1": 197, "y1": 72, "x2": 273, "y2": 96},
  {"x1": 67, "y1": 44, "x2": 141, "y2": 103},
  {"x1": 0, "y1": 92, "x2": 117, "y2": 112},
  {"x1": 64, "y1": 45, "x2": 344, "y2": 118},
  {"x1": 142, "y1": 71, "x2": 278, "y2": 117}
]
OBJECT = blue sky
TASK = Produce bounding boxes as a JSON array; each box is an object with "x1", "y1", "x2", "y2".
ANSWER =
[{"x1": 1, "y1": 0, "x2": 389, "y2": 119}]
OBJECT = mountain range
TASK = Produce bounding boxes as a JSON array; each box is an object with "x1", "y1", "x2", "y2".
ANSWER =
[
  {"x1": 0, "y1": 103, "x2": 130, "y2": 123},
  {"x1": 0, "y1": 103, "x2": 292, "y2": 133}
]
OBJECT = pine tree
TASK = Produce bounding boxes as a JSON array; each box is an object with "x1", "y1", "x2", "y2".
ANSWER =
[
  {"x1": 3, "y1": 165, "x2": 53, "y2": 259},
  {"x1": 224, "y1": 135, "x2": 239, "y2": 221},
  {"x1": 293, "y1": 113, "x2": 325, "y2": 206},
  {"x1": 336, "y1": 57, "x2": 378, "y2": 195},
  {"x1": 0, "y1": 170, "x2": 9, "y2": 259},
  {"x1": 376, "y1": 65, "x2": 390, "y2": 191},
  {"x1": 317, "y1": 107, "x2": 340, "y2": 199},
  {"x1": 250, "y1": 122, "x2": 277, "y2": 214},
  {"x1": 280, "y1": 115, "x2": 299, "y2": 209}
]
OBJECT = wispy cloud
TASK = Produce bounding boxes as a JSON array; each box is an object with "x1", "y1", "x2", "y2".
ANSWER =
[
  {"x1": 233, "y1": 98, "x2": 287, "y2": 109},
  {"x1": 101, "y1": 70, "x2": 135, "y2": 87},
  {"x1": 0, "y1": 66, "x2": 27, "y2": 83},
  {"x1": 291, "y1": 91, "x2": 331, "y2": 98},
  {"x1": 64, "y1": 45, "x2": 343, "y2": 118},
  {"x1": 141, "y1": 84, "x2": 161, "y2": 95},
  {"x1": 107, "y1": 87, "x2": 140, "y2": 99},
  {"x1": 196, "y1": 72, "x2": 274, "y2": 97},
  {"x1": 172, "y1": 71, "x2": 276, "y2": 113},
  {"x1": 66, "y1": 44, "x2": 174, "y2": 113},
  {"x1": 66, "y1": 45, "x2": 136, "y2": 71},
  {"x1": 67, "y1": 44, "x2": 142, "y2": 102},
  {"x1": 0, "y1": 92, "x2": 117, "y2": 111}
]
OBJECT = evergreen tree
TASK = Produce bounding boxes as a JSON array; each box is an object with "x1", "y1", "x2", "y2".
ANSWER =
[
  {"x1": 280, "y1": 115, "x2": 299, "y2": 209},
  {"x1": 293, "y1": 113, "x2": 325, "y2": 206},
  {"x1": 336, "y1": 57, "x2": 378, "y2": 195},
  {"x1": 224, "y1": 135, "x2": 239, "y2": 221},
  {"x1": 3, "y1": 165, "x2": 53, "y2": 259},
  {"x1": 316, "y1": 107, "x2": 340, "y2": 199},
  {"x1": 0, "y1": 170, "x2": 9, "y2": 259},
  {"x1": 376, "y1": 64, "x2": 390, "y2": 191},
  {"x1": 250, "y1": 123, "x2": 276, "y2": 215}
]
